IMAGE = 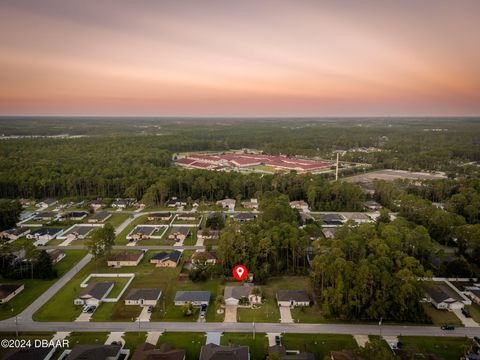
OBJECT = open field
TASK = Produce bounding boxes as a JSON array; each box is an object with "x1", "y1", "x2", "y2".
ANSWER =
[
  {"x1": 156, "y1": 332, "x2": 206, "y2": 360},
  {"x1": 399, "y1": 336, "x2": 468, "y2": 360},
  {"x1": 0, "y1": 250, "x2": 88, "y2": 320},
  {"x1": 281, "y1": 334, "x2": 358, "y2": 359},
  {"x1": 343, "y1": 169, "x2": 446, "y2": 184}
]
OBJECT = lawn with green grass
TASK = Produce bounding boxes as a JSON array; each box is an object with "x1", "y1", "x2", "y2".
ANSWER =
[
  {"x1": 106, "y1": 213, "x2": 131, "y2": 228},
  {"x1": 466, "y1": 303, "x2": 480, "y2": 323},
  {"x1": 65, "y1": 332, "x2": 109, "y2": 347},
  {"x1": 0, "y1": 250, "x2": 87, "y2": 320},
  {"x1": 421, "y1": 303, "x2": 463, "y2": 326},
  {"x1": 123, "y1": 332, "x2": 147, "y2": 351},
  {"x1": 156, "y1": 332, "x2": 206, "y2": 360},
  {"x1": 281, "y1": 334, "x2": 358, "y2": 359},
  {"x1": 114, "y1": 215, "x2": 147, "y2": 244},
  {"x1": 399, "y1": 336, "x2": 469, "y2": 360},
  {"x1": 221, "y1": 332, "x2": 268, "y2": 359},
  {"x1": 87, "y1": 276, "x2": 131, "y2": 298}
]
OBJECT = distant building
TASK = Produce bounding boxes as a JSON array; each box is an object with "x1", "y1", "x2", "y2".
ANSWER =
[
  {"x1": 241, "y1": 198, "x2": 258, "y2": 210},
  {"x1": 232, "y1": 212, "x2": 256, "y2": 222},
  {"x1": 166, "y1": 197, "x2": 187, "y2": 208},
  {"x1": 26, "y1": 227, "x2": 63, "y2": 244},
  {"x1": 112, "y1": 198, "x2": 133, "y2": 209},
  {"x1": 35, "y1": 199, "x2": 58, "y2": 209},
  {"x1": 168, "y1": 227, "x2": 190, "y2": 242},
  {"x1": 216, "y1": 199, "x2": 236, "y2": 212},
  {"x1": 64, "y1": 344, "x2": 124, "y2": 360},
  {"x1": 364, "y1": 201, "x2": 382, "y2": 211},
  {"x1": 47, "y1": 249, "x2": 66, "y2": 264},
  {"x1": 425, "y1": 283, "x2": 465, "y2": 310},
  {"x1": 176, "y1": 213, "x2": 197, "y2": 221},
  {"x1": 269, "y1": 345, "x2": 315, "y2": 360},
  {"x1": 34, "y1": 211, "x2": 58, "y2": 221},
  {"x1": 191, "y1": 251, "x2": 218, "y2": 266},
  {"x1": 147, "y1": 212, "x2": 172, "y2": 221}
]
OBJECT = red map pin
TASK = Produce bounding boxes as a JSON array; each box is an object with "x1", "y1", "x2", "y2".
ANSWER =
[{"x1": 233, "y1": 265, "x2": 248, "y2": 281}]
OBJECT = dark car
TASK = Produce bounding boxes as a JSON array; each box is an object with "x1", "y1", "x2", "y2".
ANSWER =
[
  {"x1": 441, "y1": 323, "x2": 455, "y2": 330},
  {"x1": 474, "y1": 336, "x2": 480, "y2": 344},
  {"x1": 462, "y1": 308, "x2": 471, "y2": 318},
  {"x1": 147, "y1": 305, "x2": 154, "y2": 313},
  {"x1": 201, "y1": 304, "x2": 207, "y2": 312},
  {"x1": 275, "y1": 336, "x2": 281, "y2": 346}
]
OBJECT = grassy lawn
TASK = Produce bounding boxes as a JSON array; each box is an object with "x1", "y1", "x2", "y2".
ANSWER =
[
  {"x1": 65, "y1": 332, "x2": 109, "y2": 347},
  {"x1": 466, "y1": 303, "x2": 480, "y2": 323},
  {"x1": 114, "y1": 215, "x2": 146, "y2": 245},
  {"x1": 281, "y1": 334, "x2": 357, "y2": 359},
  {"x1": 0, "y1": 250, "x2": 87, "y2": 320},
  {"x1": 0, "y1": 332, "x2": 53, "y2": 358},
  {"x1": 421, "y1": 303, "x2": 463, "y2": 326},
  {"x1": 156, "y1": 332, "x2": 206, "y2": 360},
  {"x1": 221, "y1": 332, "x2": 268, "y2": 360},
  {"x1": 106, "y1": 212, "x2": 131, "y2": 229},
  {"x1": 399, "y1": 336, "x2": 468, "y2": 360},
  {"x1": 87, "y1": 276, "x2": 130, "y2": 298},
  {"x1": 123, "y1": 332, "x2": 147, "y2": 351}
]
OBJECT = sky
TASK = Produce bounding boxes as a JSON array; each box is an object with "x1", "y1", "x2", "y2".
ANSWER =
[{"x1": 0, "y1": 0, "x2": 479, "y2": 117}]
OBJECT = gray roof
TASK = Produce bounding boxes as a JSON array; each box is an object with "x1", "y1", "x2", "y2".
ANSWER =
[
  {"x1": 2, "y1": 346, "x2": 54, "y2": 360},
  {"x1": 63, "y1": 225, "x2": 93, "y2": 237},
  {"x1": 269, "y1": 346, "x2": 315, "y2": 360},
  {"x1": 78, "y1": 282, "x2": 113, "y2": 300},
  {"x1": 170, "y1": 227, "x2": 190, "y2": 236},
  {"x1": 125, "y1": 288, "x2": 161, "y2": 301},
  {"x1": 132, "y1": 226, "x2": 157, "y2": 236},
  {"x1": 232, "y1": 213, "x2": 255, "y2": 221},
  {"x1": 31, "y1": 227, "x2": 62, "y2": 236},
  {"x1": 149, "y1": 212, "x2": 171, "y2": 218},
  {"x1": 2, "y1": 228, "x2": 29, "y2": 236},
  {"x1": 65, "y1": 344, "x2": 121, "y2": 360},
  {"x1": 151, "y1": 250, "x2": 181, "y2": 263},
  {"x1": 36, "y1": 211, "x2": 57, "y2": 219},
  {"x1": 200, "y1": 343, "x2": 249, "y2": 360},
  {"x1": 276, "y1": 290, "x2": 310, "y2": 303},
  {"x1": 174, "y1": 291, "x2": 211, "y2": 303},
  {"x1": 224, "y1": 284, "x2": 253, "y2": 300},
  {"x1": 91, "y1": 211, "x2": 111, "y2": 221},
  {"x1": 426, "y1": 283, "x2": 463, "y2": 303}
]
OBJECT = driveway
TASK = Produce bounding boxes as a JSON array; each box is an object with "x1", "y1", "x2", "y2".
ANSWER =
[
  {"x1": 279, "y1": 306, "x2": 293, "y2": 323},
  {"x1": 224, "y1": 305, "x2": 237, "y2": 323},
  {"x1": 75, "y1": 312, "x2": 92, "y2": 322},
  {"x1": 452, "y1": 308, "x2": 479, "y2": 327},
  {"x1": 267, "y1": 333, "x2": 281, "y2": 346},
  {"x1": 105, "y1": 332, "x2": 124, "y2": 345},
  {"x1": 206, "y1": 332, "x2": 222, "y2": 345},
  {"x1": 137, "y1": 307, "x2": 152, "y2": 322}
]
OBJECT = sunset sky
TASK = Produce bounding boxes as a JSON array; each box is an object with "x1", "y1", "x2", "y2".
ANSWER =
[{"x1": 0, "y1": 0, "x2": 479, "y2": 116}]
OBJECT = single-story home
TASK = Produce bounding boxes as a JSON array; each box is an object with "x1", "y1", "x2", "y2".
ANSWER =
[
  {"x1": 90, "y1": 200, "x2": 103, "y2": 211},
  {"x1": 364, "y1": 201, "x2": 382, "y2": 211},
  {"x1": 129, "y1": 226, "x2": 158, "y2": 241},
  {"x1": 26, "y1": 228, "x2": 63, "y2": 244},
  {"x1": 125, "y1": 288, "x2": 162, "y2": 306},
  {"x1": 216, "y1": 199, "x2": 236, "y2": 211},
  {"x1": 269, "y1": 345, "x2": 315, "y2": 360},
  {"x1": 59, "y1": 211, "x2": 89, "y2": 221},
  {"x1": 0, "y1": 284, "x2": 24, "y2": 304},
  {"x1": 88, "y1": 211, "x2": 112, "y2": 223},
  {"x1": 197, "y1": 230, "x2": 220, "y2": 241},
  {"x1": 34, "y1": 211, "x2": 58, "y2": 221},
  {"x1": 61, "y1": 225, "x2": 94, "y2": 240},
  {"x1": 224, "y1": 283, "x2": 261, "y2": 306},
  {"x1": 191, "y1": 251, "x2": 218, "y2": 266},
  {"x1": 319, "y1": 213, "x2": 345, "y2": 227},
  {"x1": 168, "y1": 227, "x2": 190, "y2": 242},
  {"x1": 232, "y1": 213, "x2": 256, "y2": 222},
  {"x1": 466, "y1": 288, "x2": 480, "y2": 305},
  {"x1": 174, "y1": 291, "x2": 211, "y2": 307},
  {"x1": 64, "y1": 344, "x2": 123, "y2": 360},
  {"x1": 200, "y1": 344, "x2": 249, "y2": 360},
  {"x1": 290, "y1": 200, "x2": 309, "y2": 212},
  {"x1": 241, "y1": 198, "x2": 258, "y2": 210},
  {"x1": 107, "y1": 251, "x2": 144, "y2": 267},
  {"x1": 132, "y1": 342, "x2": 185, "y2": 360},
  {"x1": 47, "y1": 249, "x2": 66, "y2": 264},
  {"x1": 35, "y1": 199, "x2": 58, "y2": 209},
  {"x1": 147, "y1": 212, "x2": 172, "y2": 222},
  {"x1": 150, "y1": 251, "x2": 181, "y2": 267},
  {"x1": 166, "y1": 198, "x2": 187, "y2": 208},
  {"x1": 176, "y1": 213, "x2": 197, "y2": 221},
  {"x1": 426, "y1": 283, "x2": 465, "y2": 310},
  {"x1": 74, "y1": 282, "x2": 114, "y2": 307},
  {"x1": 0, "y1": 227, "x2": 30, "y2": 241},
  {"x1": 276, "y1": 290, "x2": 310, "y2": 307},
  {"x1": 112, "y1": 198, "x2": 132, "y2": 209}
]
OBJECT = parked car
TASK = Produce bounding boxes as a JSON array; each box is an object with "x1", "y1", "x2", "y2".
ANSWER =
[
  {"x1": 462, "y1": 308, "x2": 471, "y2": 318},
  {"x1": 200, "y1": 312, "x2": 205, "y2": 320},
  {"x1": 275, "y1": 336, "x2": 281, "y2": 346},
  {"x1": 441, "y1": 323, "x2": 455, "y2": 330},
  {"x1": 201, "y1": 304, "x2": 207, "y2": 312},
  {"x1": 147, "y1": 305, "x2": 154, "y2": 313}
]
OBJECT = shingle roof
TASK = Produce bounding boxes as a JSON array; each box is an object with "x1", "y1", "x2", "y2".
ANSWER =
[
  {"x1": 426, "y1": 283, "x2": 463, "y2": 303},
  {"x1": 132, "y1": 342, "x2": 186, "y2": 360},
  {"x1": 276, "y1": 290, "x2": 310, "y2": 303},
  {"x1": 174, "y1": 291, "x2": 211, "y2": 303},
  {"x1": 0, "y1": 284, "x2": 23, "y2": 299},
  {"x1": 78, "y1": 282, "x2": 113, "y2": 300},
  {"x1": 91, "y1": 211, "x2": 111, "y2": 221},
  {"x1": 125, "y1": 288, "x2": 161, "y2": 301},
  {"x1": 31, "y1": 228, "x2": 62, "y2": 236},
  {"x1": 200, "y1": 343, "x2": 249, "y2": 360},
  {"x1": 65, "y1": 344, "x2": 121, "y2": 360},
  {"x1": 224, "y1": 284, "x2": 253, "y2": 300},
  {"x1": 108, "y1": 251, "x2": 143, "y2": 262},
  {"x1": 151, "y1": 251, "x2": 181, "y2": 263}
]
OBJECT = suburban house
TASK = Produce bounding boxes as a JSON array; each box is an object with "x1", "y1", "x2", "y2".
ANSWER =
[
  {"x1": 74, "y1": 282, "x2": 114, "y2": 306},
  {"x1": 150, "y1": 251, "x2": 181, "y2": 267},
  {"x1": 224, "y1": 283, "x2": 261, "y2": 306},
  {"x1": 59, "y1": 211, "x2": 89, "y2": 221},
  {"x1": 90, "y1": 199, "x2": 104, "y2": 211},
  {"x1": 64, "y1": 344, "x2": 124, "y2": 360},
  {"x1": 125, "y1": 288, "x2": 162, "y2": 306},
  {"x1": 241, "y1": 198, "x2": 258, "y2": 210},
  {"x1": 425, "y1": 283, "x2": 466, "y2": 310},
  {"x1": 343, "y1": 213, "x2": 372, "y2": 224},
  {"x1": 35, "y1": 199, "x2": 58, "y2": 209},
  {"x1": 174, "y1": 291, "x2": 211, "y2": 306},
  {"x1": 2, "y1": 346, "x2": 55, "y2": 360},
  {"x1": 168, "y1": 227, "x2": 190, "y2": 242},
  {"x1": 107, "y1": 251, "x2": 144, "y2": 267},
  {"x1": 199, "y1": 344, "x2": 249, "y2": 360},
  {"x1": 322, "y1": 228, "x2": 338, "y2": 240},
  {"x1": 0, "y1": 227, "x2": 30, "y2": 241},
  {"x1": 0, "y1": 284, "x2": 24, "y2": 304},
  {"x1": 216, "y1": 198, "x2": 236, "y2": 212},
  {"x1": 112, "y1": 198, "x2": 133, "y2": 209},
  {"x1": 319, "y1": 213, "x2": 345, "y2": 227},
  {"x1": 299, "y1": 212, "x2": 314, "y2": 225},
  {"x1": 176, "y1": 213, "x2": 197, "y2": 221},
  {"x1": 276, "y1": 290, "x2": 310, "y2": 307},
  {"x1": 89, "y1": 211, "x2": 112, "y2": 223},
  {"x1": 61, "y1": 225, "x2": 94, "y2": 240},
  {"x1": 26, "y1": 227, "x2": 63, "y2": 244},
  {"x1": 129, "y1": 226, "x2": 160, "y2": 241},
  {"x1": 191, "y1": 251, "x2": 218, "y2": 266},
  {"x1": 232, "y1": 212, "x2": 256, "y2": 222},
  {"x1": 290, "y1": 200, "x2": 309, "y2": 212},
  {"x1": 166, "y1": 197, "x2": 187, "y2": 208},
  {"x1": 364, "y1": 201, "x2": 382, "y2": 211},
  {"x1": 197, "y1": 230, "x2": 220, "y2": 241},
  {"x1": 34, "y1": 211, "x2": 58, "y2": 221},
  {"x1": 466, "y1": 288, "x2": 480, "y2": 305},
  {"x1": 147, "y1": 212, "x2": 172, "y2": 222},
  {"x1": 132, "y1": 343, "x2": 185, "y2": 360},
  {"x1": 269, "y1": 345, "x2": 315, "y2": 360},
  {"x1": 47, "y1": 249, "x2": 66, "y2": 264}
]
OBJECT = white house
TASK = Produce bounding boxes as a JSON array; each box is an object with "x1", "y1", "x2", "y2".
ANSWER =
[
  {"x1": 74, "y1": 282, "x2": 114, "y2": 307},
  {"x1": 216, "y1": 199, "x2": 236, "y2": 212},
  {"x1": 276, "y1": 290, "x2": 310, "y2": 307},
  {"x1": 125, "y1": 288, "x2": 161, "y2": 306},
  {"x1": 224, "y1": 283, "x2": 261, "y2": 306},
  {"x1": 426, "y1": 283, "x2": 465, "y2": 310},
  {"x1": 174, "y1": 291, "x2": 211, "y2": 307}
]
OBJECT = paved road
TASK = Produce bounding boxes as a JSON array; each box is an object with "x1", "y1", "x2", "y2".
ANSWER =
[{"x1": 39, "y1": 245, "x2": 207, "y2": 251}]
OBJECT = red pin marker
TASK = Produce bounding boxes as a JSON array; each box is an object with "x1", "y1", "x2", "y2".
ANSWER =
[{"x1": 233, "y1": 265, "x2": 248, "y2": 281}]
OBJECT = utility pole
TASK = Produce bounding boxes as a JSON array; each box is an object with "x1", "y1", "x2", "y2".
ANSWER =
[{"x1": 335, "y1": 152, "x2": 339, "y2": 181}]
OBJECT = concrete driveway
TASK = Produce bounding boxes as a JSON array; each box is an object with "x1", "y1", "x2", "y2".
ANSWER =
[
  {"x1": 224, "y1": 305, "x2": 237, "y2": 323},
  {"x1": 452, "y1": 308, "x2": 479, "y2": 327},
  {"x1": 75, "y1": 312, "x2": 92, "y2": 322},
  {"x1": 137, "y1": 306, "x2": 152, "y2": 322},
  {"x1": 279, "y1": 306, "x2": 293, "y2": 323}
]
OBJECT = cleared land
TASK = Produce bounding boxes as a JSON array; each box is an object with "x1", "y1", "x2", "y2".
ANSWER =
[{"x1": 343, "y1": 169, "x2": 446, "y2": 184}]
